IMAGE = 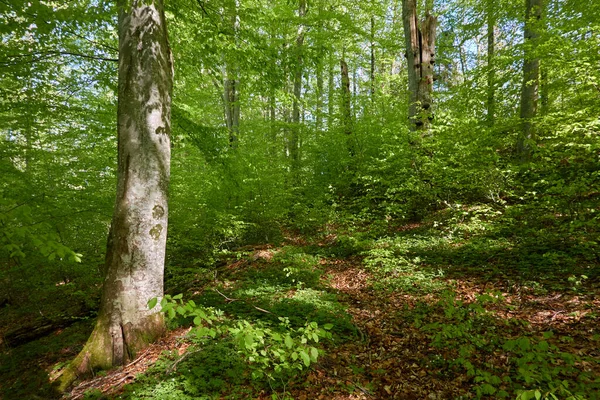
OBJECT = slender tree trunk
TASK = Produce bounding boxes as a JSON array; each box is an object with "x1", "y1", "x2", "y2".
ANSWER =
[
  {"x1": 370, "y1": 16, "x2": 376, "y2": 98},
  {"x1": 517, "y1": 0, "x2": 543, "y2": 159},
  {"x1": 315, "y1": 7, "x2": 324, "y2": 132},
  {"x1": 291, "y1": 0, "x2": 306, "y2": 168},
  {"x1": 316, "y1": 61, "x2": 323, "y2": 132},
  {"x1": 486, "y1": 0, "x2": 496, "y2": 126},
  {"x1": 340, "y1": 57, "x2": 353, "y2": 153},
  {"x1": 328, "y1": 55, "x2": 335, "y2": 130},
  {"x1": 402, "y1": 0, "x2": 437, "y2": 131},
  {"x1": 58, "y1": 0, "x2": 172, "y2": 390},
  {"x1": 223, "y1": 0, "x2": 240, "y2": 148}
]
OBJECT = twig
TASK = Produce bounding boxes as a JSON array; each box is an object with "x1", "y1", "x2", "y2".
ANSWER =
[
  {"x1": 346, "y1": 379, "x2": 375, "y2": 398},
  {"x1": 253, "y1": 305, "x2": 273, "y2": 314},
  {"x1": 165, "y1": 349, "x2": 203, "y2": 375},
  {"x1": 214, "y1": 288, "x2": 239, "y2": 302},
  {"x1": 214, "y1": 289, "x2": 273, "y2": 314}
]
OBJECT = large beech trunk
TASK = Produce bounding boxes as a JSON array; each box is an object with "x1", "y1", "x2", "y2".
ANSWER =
[
  {"x1": 517, "y1": 0, "x2": 543, "y2": 159},
  {"x1": 58, "y1": 0, "x2": 172, "y2": 390},
  {"x1": 402, "y1": 0, "x2": 437, "y2": 131}
]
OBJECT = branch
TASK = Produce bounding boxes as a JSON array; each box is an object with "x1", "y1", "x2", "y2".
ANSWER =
[
  {"x1": 1, "y1": 50, "x2": 117, "y2": 65},
  {"x1": 214, "y1": 288, "x2": 273, "y2": 314}
]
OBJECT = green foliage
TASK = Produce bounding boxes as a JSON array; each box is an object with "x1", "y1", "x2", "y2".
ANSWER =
[
  {"x1": 364, "y1": 236, "x2": 446, "y2": 294},
  {"x1": 148, "y1": 294, "x2": 334, "y2": 396},
  {"x1": 410, "y1": 291, "x2": 599, "y2": 399},
  {"x1": 228, "y1": 318, "x2": 332, "y2": 386}
]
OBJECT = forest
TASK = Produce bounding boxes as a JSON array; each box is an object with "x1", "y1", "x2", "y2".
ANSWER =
[{"x1": 0, "y1": 0, "x2": 599, "y2": 398}]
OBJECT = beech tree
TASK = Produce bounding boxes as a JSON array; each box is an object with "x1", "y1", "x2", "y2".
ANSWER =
[
  {"x1": 59, "y1": 0, "x2": 173, "y2": 389},
  {"x1": 517, "y1": 0, "x2": 544, "y2": 159}
]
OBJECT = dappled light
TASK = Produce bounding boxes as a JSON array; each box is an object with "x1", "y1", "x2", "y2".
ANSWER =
[{"x1": 1, "y1": 0, "x2": 599, "y2": 398}]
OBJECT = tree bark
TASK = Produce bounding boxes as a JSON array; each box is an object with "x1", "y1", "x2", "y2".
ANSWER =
[
  {"x1": 486, "y1": 0, "x2": 496, "y2": 126},
  {"x1": 58, "y1": 0, "x2": 172, "y2": 390},
  {"x1": 402, "y1": 0, "x2": 437, "y2": 132},
  {"x1": 370, "y1": 16, "x2": 376, "y2": 98},
  {"x1": 291, "y1": 0, "x2": 306, "y2": 168},
  {"x1": 223, "y1": 0, "x2": 240, "y2": 148},
  {"x1": 328, "y1": 54, "x2": 335, "y2": 130},
  {"x1": 517, "y1": 0, "x2": 543, "y2": 159}
]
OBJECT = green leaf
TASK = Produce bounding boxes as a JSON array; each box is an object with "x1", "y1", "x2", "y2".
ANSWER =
[
  {"x1": 299, "y1": 350, "x2": 310, "y2": 367},
  {"x1": 310, "y1": 346, "x2": 318, "y2": 361},
  {"x1": 285, "y1": 334, "x2": 293, "y2": 349},
  {"x1": 323, "y1": 323, "x2": 334, "y2": 330},
  {"x1": 245, "y1": 334, "x2": 254, "y2": 349},
  {"x1": 147, "y1": 297, "x2": 158, "y2": 310}
]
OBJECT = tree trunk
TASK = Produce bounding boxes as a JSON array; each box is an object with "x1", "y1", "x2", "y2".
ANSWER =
[
  {"x1": 291, "y1": 0, "x2": 306, "y2": 168},
  {"x1": 328, "y1": 55, "x2": 335, "y2": 130},
  {"x1": 224, "y1": 70, "x2": 240, "y2": 148},
  {"x1": 370, "y1": 16, "x2": 376, "y2": 98},
  {"x1": 340, "y1": 57, "x2": 353, "y2": 153},
  {"x1": 223, "y1": 0, "x2": 240, "y2": 148},
  {"x1": 315, "y1": 6, "x2": 324, "y2": 132},
  {"x1": 402, "y1": 0, "x2": 437, "y2": 132},
  {"x1": 486, "y1": 0, "x2": 496, "y2": 126},
  {"x1": 517, "y1": 0, "x2": 543, "y2": 159},
  {"x1": 58, "y1": 0, "x2": 172, "y2": 390}
]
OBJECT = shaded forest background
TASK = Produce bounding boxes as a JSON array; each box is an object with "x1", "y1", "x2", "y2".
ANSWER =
[{"x1": 0, "y1": 0, "x2": 599, "y2": 398}]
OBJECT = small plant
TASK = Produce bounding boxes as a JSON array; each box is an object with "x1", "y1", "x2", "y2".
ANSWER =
[
  {"x1": 149, "y1": 294, "x2": 334, "y2": 396},
  {"x1": 229, "y1": 317, "x2": 333, "y2": 387}
]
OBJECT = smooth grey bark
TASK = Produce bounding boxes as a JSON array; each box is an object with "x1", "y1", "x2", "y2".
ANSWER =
[
  {"x1": 223, "y1": 0, "x2": 240, "y2": 148},
  {"x1": 402, "y1": 0, "x2": 437, "y2": 131},
  {"x1": 316, "y1": 60, "x2": 324, "y2": 132},
  {"x1": 517, "y1": 0, "x2": 543, "y2": 159},
  {"x1": 315, "y1": 4, "x2": 324, "y2": 132},
  {"x1": 328, "y1": 55, "x2": 335, "y2": 130},
  {"x1": 58, "y1": 0, "x2": 172, "y2": 390},
  {"x1": 487, "y1": 0, "x2": 496, "y2": 126},
  {"x1": 291, "y1": 0, "x2": 306, "y2": 167}
]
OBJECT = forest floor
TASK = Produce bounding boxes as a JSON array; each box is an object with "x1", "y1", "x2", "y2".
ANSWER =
[{"x1": 2, "y1": 205, "x2": 600, "y2": 399}]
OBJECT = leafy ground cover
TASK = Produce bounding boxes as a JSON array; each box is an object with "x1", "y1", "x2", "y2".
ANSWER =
[{"x1": 2, "y1": 197, "x2": 598, "y2": 400}]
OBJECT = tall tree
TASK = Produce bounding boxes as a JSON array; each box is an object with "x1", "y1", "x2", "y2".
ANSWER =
[
  {"x1": 517, "y1": 0, "x2": 543, "y2": 159},
  {"x1": 340, "y1": 57, "x2": 353, "y2": 139},
  {"x1": 402, "y1": 0, "x2": 437, "y2": 131},
  {"x1": 59, "y1": 0, "x2": 173, "y2": 389},
  {"x1": 291, "y1": 0, "x2": 307, "y2": 168},
  {"x1": 223, "y1": 0, "x2": 241, "y2": 148},
  {"x1": 486, "y1": 0, "x2": 496, "y2": 126}
]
